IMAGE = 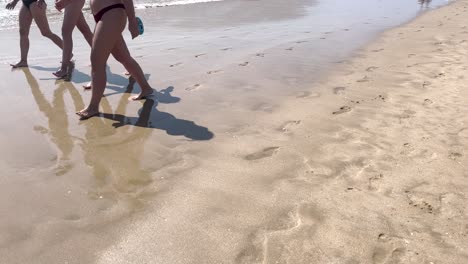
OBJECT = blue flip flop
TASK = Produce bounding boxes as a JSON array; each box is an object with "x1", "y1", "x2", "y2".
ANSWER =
[{"x1": 136, "y1": 17, "x2": 144, "y2": 35}]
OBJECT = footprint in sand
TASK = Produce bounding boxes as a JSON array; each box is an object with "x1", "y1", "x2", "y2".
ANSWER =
[
  {"x1": 320, "y1": 37, "x2": 326, "y2": 40},
  {"x1": 422, "y1": 81, "x2": 431, "y2": 88},
  {"x1": 371, "y1": 48, "x2": 384, "y2": 52},
  {"x1": 255, "y1": 53, "x2": 265, "y2": 57},
  {"x1": 285, "y1": 47, "x2": 294, "y2": 51},
  {"x1": 423, "y1": 99, "x2": 433, "y2": 106},
  {"x1": 64, "y1": 214, "x2": 81, "y2": 221},
  {"x1": 207, "y1": 70, "x2": 223, "y2": 74},
  {"x1": 373, "y1": 95, "x2": 386, "y2": 102},
  {"x1": 333, "y1": 86, "x2": 346, "y2": 95},
  {"x1": 186, "y1": 84, "x2": 201, "y2": 91},
  {"x1": 278, "y1": 120, "x2": 301, "y2": 132},
  {"x1": 295, "y1": 91, "x2": 320, "y2": 98},
  {"x1": 221, "y1": 47, "x2": 232, "y2": 51},
  {"x1": 244, "y1": 147, "x2": 280, "y2": 160},
  {"x1": 368, "y1": 173, "x2": 384, "y2": 191},
  {"x1": 357, "y1": 76, "x2": 370, "y2": 82},
  {"x1": 296, "y1": 40, "x2": 308, "y2": 44},
  {"x1": 239, "y1": 62, "x2": 249, "y2": 67},
  {"x1": 195, "y1": 53, "x2": 206, "y2": 58},
  {"x1": 333, "y1": 106, "x2": 352, "y2": 115},
  {"x1": 373, "y1": 234, "x2": 408, "y2": 264},
  {"x1": 399, "y1": 109, "x2": 416, "y2": 120},
  {"x1": 408, "y1": 196, "x2": 435, "y2": 214},
  {"x1": 448, "y1": 152, "x2": 463, "y2": 161},
  {"x1": 366, "y1": 66, "x2": 379, "y2": 72},
  {"x1": 169, "y1": 62, "x2": 182, "y2": 67}
]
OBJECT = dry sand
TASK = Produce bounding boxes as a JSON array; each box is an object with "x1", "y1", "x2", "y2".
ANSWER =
[{"x1": 0, "y1": 0, "x2": 467, "y2": 263}]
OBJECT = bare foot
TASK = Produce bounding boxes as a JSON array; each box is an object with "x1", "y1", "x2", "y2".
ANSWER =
[
  {"x1": 76, "y1": 107, "x2": 99, "y2": 120},
  {"x1": 130, "y1": 88, "x2": 154, "y2": 101},
  {"x1": 54, "y1": 61, "x2": 74, "y2": 81},
  {"x1": 11, "y1": 60, "x2": 28, "y2": 68},
  {"x1": 124, "y1": 71, "x2": 131, "y2": 76},
  {"x1": 83, "y1": 82, "x2": 92, "y2": 90}
]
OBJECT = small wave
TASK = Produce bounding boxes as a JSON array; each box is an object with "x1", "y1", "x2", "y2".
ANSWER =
[
  {"x1": 134, "y1": 0, "x2": 223, "y2": 9},
  {"x1": 0, "y1": 0, "x2": 224, "y2": 29}
]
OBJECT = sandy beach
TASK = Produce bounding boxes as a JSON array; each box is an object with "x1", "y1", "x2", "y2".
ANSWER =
[{"x1": 0, "y1": 0, "x2": 467, "y2": 263}]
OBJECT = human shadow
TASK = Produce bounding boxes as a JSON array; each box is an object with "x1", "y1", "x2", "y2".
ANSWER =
[
  {"x1": 101, "y1": 98, "x2": 214, "y2": 141},
  {"x1": 94, "y1": 81, "x2": 211, "y2": 141}
]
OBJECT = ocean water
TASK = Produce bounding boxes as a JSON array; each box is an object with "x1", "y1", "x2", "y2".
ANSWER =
[{"x1": 0, "y1": 0, "x2": 222, "y2": 29}]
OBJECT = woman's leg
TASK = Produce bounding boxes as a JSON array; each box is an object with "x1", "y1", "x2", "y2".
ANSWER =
[
  {"x1": 30, "y1": 2, "x2": 63, "y2": 49},
  {"x1": 77, "y1": 9, "x2": 126, "y2": 119},
  {"x1": 55, "y1": 0, "x2": 85, "y2": 77},
  {"x1": 11, "y1": 5, "x2": 33, "y2": 68},
  {"x1": 76, "y1": 12, "x2": 93, "y2": 46},
  {"x1": 111, "y1": 36, "x2": 154, "y2": 100}
]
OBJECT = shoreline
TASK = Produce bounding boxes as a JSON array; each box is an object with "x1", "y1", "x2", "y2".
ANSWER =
[{"x1": 0, "y1": 0, "x2": 467, "y2": 263}]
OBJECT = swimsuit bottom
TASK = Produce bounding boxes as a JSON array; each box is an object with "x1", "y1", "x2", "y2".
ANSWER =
[
  {"x1": 22, "y1": 0, "x2": 37, "y2": 9},
  {"x1": 93, "y1": 3, "x2": 125, "y2": 23}
]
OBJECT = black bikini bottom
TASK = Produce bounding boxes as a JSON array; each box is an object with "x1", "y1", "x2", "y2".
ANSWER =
[
  {"x1": 22, "y1": 0, "x2": 37, "y2": 9},
  {"x1": 93, "y1": 4, "x2": 125, "y2": 23}
]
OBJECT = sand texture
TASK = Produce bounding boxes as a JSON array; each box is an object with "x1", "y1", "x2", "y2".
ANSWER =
[{"x1": 0, "y1": 0, "x2": 467, "y2": 263}]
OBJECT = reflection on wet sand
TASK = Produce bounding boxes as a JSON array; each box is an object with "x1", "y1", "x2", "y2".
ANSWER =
[
  {"x1": 22, "y1": 68, "x2": 75, "y2": 175},
  {"x1": 80, "y1": 87, "x2": 155, "y2": 202},
  {"x1": 22, "y1": 67, "x2": 213, "y2": 205}
]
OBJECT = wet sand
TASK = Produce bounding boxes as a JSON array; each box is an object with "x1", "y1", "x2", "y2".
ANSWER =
[{"x1": 1, "y1": 0, "x2": 468, "y2": 263}]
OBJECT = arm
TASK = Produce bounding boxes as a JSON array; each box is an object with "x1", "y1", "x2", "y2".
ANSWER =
[
  {"x1": 5, "y1": 0, "x2": 20, "y2": 10},
  {"x1": 122, "y1": 0, "x2": 139, "y2": 39}
]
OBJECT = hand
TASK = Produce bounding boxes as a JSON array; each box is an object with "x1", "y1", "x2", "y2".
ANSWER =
[
  {"x1": 5, "y1": 0, "x2": 18, "y2": 10},
  {"x1": 128, "y1": 19, "x2": 139, "y2": 39},
  {"x1": 55, "y1": 0, "x2": 69, "y2": 11},
  {"x1": 38, "y1": 0, "x2": 46, "y2": 9}
]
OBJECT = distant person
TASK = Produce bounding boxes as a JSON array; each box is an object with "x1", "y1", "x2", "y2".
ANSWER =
[
  {"x1": 76, "y1": 0, "x2": 154, "y2": 120},
  {"x1": 418, "y1": 0, "x2": 432, "y2": 8},
  {"x1": 5, "y1": 0, "x2": 63, "y2": 68}
]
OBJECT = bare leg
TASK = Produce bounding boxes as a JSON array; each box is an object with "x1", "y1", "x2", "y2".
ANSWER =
[
  {"x1": 76, "y1": 12, "x2": 93, "y2": 46},
  {"x1": 111, "y1": 36, "x2": 154, "y2": 100},
  {"x1": 78, "y1": 14, "x2": 134, "y2": 90},
  {"x1": 30, "y1": 2, "x2": 63, "y2": 49},
  {"x1": 12, "y1": 5, "x2": 32, "y2": 68},
  {"x1": 55, "y1": 0, "x2": 85, "y2": 78},
  {"x1": 77, "y1": 9, "x2": 126, "y2": 119},
  {"x1": 76, "y1": 12, "x2": 94, "y2": 89}
]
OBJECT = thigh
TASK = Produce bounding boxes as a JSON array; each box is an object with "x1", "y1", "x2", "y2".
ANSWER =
[
  {"x1": 19, "y1": 4, "x2": 33, "y2": 34},
  {"x1": 29, "y1": 2, "x2": 51, "y2": 33},
  {"x1": 110, "y1": 36, "x2": 132, "y2": 62},
  {"x1": 91, "y1": 9, "x2": 126, "y2": 64},
  {"x1": 62, "y1": 0, "x2": 85, "y2": 32},
  {"x1": 76, "y1": 12, "x2": 93, "y2": 45}
]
